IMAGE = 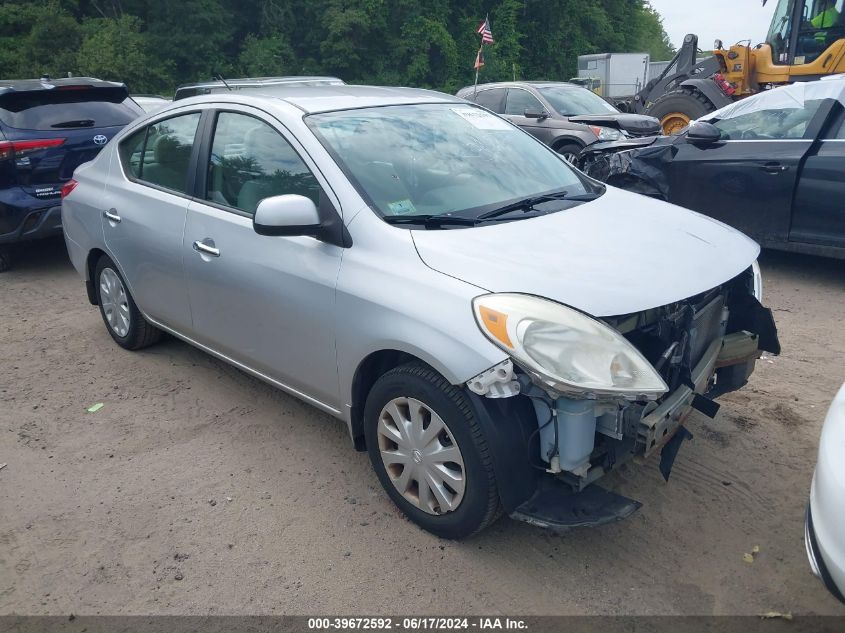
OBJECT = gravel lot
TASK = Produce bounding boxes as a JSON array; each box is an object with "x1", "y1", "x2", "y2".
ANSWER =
[{"x1": 2, "y1": 237, "x2": 845, "y2": 616}]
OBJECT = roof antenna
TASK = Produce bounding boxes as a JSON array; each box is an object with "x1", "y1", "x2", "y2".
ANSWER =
[{"x1": 214, "y1": 73, "x2": 233, "y2": 91}]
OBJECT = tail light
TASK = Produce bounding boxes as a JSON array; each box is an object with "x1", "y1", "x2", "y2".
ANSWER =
[
  {"x1": 0, "y1": 138, "x2": 66, "y2": 161},
  {"x1": 713, "y1": 73, "x2": 736, "y2": 96},
  {"x1": 61, "y1": 178, "x2": 78, "y2": 199}
]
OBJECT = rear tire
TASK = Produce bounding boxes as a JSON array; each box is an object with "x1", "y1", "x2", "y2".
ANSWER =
[
  {"x1": 94, "y1": 255, "x2": 162, "y2": 350},
  {"x1": 0, "y1": 247, "x2": 12, "y2": 272},
  {"x1": 364, "y1": 363, "x2": 501, "y2": 539},
  {"x1": 647, "y1": 88, "x2": 717, "y2": 135}
]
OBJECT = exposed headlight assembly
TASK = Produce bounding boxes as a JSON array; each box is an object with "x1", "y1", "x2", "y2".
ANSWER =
[
  {"x1": 589, "y1": 125, "x2": 624, "y2": 141},
  {"x1": 473, "y1": 294, "x2": 668, "y2": 399}
]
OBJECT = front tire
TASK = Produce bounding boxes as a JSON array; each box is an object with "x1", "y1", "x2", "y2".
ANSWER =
[
  {"x1": 647, "y1": 88, "x2": 717, "y2": 135},
  {"x1": 94, "y1": 255, "x2": 162, "y2": 350},
  {"x1": 555, "y1": 142, "x2": 582, "y2": 165},
  {"x1": 364, "y1": 363, "x2": 501, "y2": 539}
]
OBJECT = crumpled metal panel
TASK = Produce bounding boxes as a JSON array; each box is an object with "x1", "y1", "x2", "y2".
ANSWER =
[{"x1": 582, "y1": 142, "x2": 676, "y2": 199}]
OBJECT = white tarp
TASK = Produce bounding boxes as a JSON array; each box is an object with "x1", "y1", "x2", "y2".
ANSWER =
[{"x1": 699, "y1": 77, "x2": 845, "y2": 123}]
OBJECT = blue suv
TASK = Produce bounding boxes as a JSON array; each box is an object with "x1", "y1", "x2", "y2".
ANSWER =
[{"x1": 0, "y1": 77, "x2": 142, "y2": 271}]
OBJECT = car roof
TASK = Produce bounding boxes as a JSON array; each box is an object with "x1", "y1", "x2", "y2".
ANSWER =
[
  {"x1": 0, "y1": 77, "x2": 126, "y2": 94},
  {"x1": 175, "y1": 76, "x2": 344, "y2": 92},
  {"x1": 175, "y1": 85, "x2": 464, "y2": 114},
  {"x1": 458, "y1": 81, "x2": 582, "y2": 93}
]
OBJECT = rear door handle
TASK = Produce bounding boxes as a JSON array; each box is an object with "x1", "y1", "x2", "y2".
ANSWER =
[
  {"x1": 103, "y1": 209, "x2": 121, "y2": 223},
  {"x1": 761, "y1": 162, "x2": 789, "y2": 174},
  {"x1": 193, "y1": 240, "x2": 220, "y2": 257}
]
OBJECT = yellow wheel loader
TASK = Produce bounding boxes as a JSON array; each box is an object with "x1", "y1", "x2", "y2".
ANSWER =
[{"x1": 632, "y1": 0, "x2": 845, "y2": 134}]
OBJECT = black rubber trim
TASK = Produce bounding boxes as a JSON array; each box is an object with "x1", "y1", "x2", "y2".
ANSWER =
[
  {"x1": 462, "y1": 391, "x2": 542, "y2": 513},
  {"x1": 806, "y1": 504, "x2": 845, "y2": 605}
]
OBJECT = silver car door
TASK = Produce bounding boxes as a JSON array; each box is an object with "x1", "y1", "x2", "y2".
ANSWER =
[
  {"x1": 102, "y1": 110, "x2": 203, "y2": 331},
  {"x1": 182, "y1": 108, "x2": 343, "y2": 410}
]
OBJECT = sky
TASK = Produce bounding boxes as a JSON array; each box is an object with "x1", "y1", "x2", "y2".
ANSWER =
[{"x1": 648, "y1": 0, "x2": 778, "y2": 52}]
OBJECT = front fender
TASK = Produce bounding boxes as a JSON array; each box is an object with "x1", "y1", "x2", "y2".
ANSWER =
[{"x1": 680, "y1": 77, "x2": 733, "y2": 109}]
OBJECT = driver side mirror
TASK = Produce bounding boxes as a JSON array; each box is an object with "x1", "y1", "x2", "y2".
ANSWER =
[
  {"x1": 686, "y1": 121, "x2": 722, "y2": 145},
  {"x1": 523, "y1": 108, "x2": 550, "y2": 120},
  {"x1": 253, "y1": 194, "x2": 321, "y2": 237}
]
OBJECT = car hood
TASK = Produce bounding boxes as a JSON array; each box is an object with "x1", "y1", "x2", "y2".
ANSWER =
[
  {"x1": 411, "y1": 186, "x2": 760, "y2": 317},
  {"x1": 568, "y1": 113, "x2": 661, "y2": 137}
]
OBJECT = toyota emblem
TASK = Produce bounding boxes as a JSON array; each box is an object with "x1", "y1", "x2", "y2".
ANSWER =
[{"x1": 93, "y1": 134, "x2": 108, "y2": 146}]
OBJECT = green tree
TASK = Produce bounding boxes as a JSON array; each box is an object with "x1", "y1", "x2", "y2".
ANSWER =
[
  {"x1": 77, "y1": 15, "x2": 166, "y2": 92},
  {"x1": 0, "y1": 0, "x2": 678, "y2": 95},
  {"x1": 239, "y1": 34, "x2": 296, "y2": 77},
  {"x1": 0, "y1": 1, "x2": 81, "y2": 79}
]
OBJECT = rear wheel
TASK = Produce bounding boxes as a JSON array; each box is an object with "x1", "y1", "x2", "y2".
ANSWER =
[
  {"x1": 94, "y1": 255, "x2": 162, "y2": 350},
  {"x1": 364, "y1": 363, "x2": 501, "y2": 539},
  {"x1": 0, "y1": 246, "x2": 12, "y2": 272},
  {"x1": 647, "y1": 88, "x2": 718, "y2": 135}
]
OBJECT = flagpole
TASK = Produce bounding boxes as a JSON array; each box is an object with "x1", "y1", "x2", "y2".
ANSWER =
[{"x1": 473, "y1": 44, "x2": 483, "y2": 98}]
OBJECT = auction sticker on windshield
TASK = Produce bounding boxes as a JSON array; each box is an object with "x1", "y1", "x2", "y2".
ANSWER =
[
  {"x1": 451, "y1": 107, "x2": 511, "y2": 130},
  {"x1": 388, "y1": 199, "x2": 417, "y2": 215}
]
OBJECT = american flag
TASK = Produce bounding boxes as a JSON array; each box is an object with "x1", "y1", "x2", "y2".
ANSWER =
[
  {"x1": 474, "y1": 48, "x2": 485, "y2": 70},
  {"x1": 477, "y1": 17, "x2": 494, "y2": 44}
]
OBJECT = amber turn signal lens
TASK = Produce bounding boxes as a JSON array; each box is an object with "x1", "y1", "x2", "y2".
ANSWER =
[{"x1": 478, "y1": 305, "x2": 513, "y2": 349}]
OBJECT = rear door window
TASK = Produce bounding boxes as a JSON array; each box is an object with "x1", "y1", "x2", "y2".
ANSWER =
[
  {"x1": 0, "y1": 87, "x2": 141, "y2": 130},
  {"x1": 119, "y1": 112, "x2": 201, "y2": 194},
  {"x1": 472, "y1": 88, "x2": 507, "y2": 114}
]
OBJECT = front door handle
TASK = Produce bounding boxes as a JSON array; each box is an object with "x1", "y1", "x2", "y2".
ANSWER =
[
  {"x1": 193, "y1": 240, "x2": 220, "y2": 257},
  {"x1": 761, "y1": 162, "x2": 789, "y2": 174},
  {"x1": 103, "y1": 209, "x2": 121, "y2": 223}
]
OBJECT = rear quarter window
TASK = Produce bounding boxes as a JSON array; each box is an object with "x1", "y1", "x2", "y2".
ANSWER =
[{"x1": 0, "y1": 87, "x2": 141, "y2": 130}]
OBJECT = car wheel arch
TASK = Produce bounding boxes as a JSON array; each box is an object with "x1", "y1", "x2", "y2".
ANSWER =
[
  {"x1": 349, "y1": 349, "x2": 458, "y2": 451},
  {"x1": 86, "y1": 248, "x2": 109, "y2": 305},
  {"x1": 86, "y1": 248, "x2": 139, "y2": 307},
  {"x1": 552, "y1": 137, "x2": 584, "y2": 152}
]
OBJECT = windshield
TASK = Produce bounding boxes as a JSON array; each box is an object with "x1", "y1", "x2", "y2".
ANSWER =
[
  {"x1": 766, "y1": 0, "x2": 794, "y2": 63},
  {"x1": 539, "y1": 86, "x2": 619, "y2": 116},
  {"x1": 307, "y1": 103, "x2": 589, "y2": 221}
]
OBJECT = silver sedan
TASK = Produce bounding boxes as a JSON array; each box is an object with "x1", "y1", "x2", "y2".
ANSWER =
[{"x1": 61, "y1": 85, "x2": 779, "y2": 538}]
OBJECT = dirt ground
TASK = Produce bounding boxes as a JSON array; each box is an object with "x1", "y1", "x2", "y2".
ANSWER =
[{"x1": 1, "y1": 237, "x2": 845, "y2": 616}]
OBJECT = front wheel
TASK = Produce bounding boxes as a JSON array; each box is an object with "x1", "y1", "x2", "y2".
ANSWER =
[
  {"x1": 555, "y1": 143, "x2": 582, "y2": 165},
  {"x1": 94, "y1": 255, "x2": 162, "y2": 350},
  {"x1": 646, "y1": 88, "x2": 717, "y2": 135},
  {"x1": 364, "y1": 363, "x2": 501, "y2": 539}
]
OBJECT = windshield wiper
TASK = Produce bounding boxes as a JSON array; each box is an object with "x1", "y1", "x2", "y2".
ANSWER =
[
  {"x1": 382, "y1": 214, "x2": 479, "y2": 228},
  {"x1": 476, "y1": 190, "x2": 602, "y2": 221},
  {"x1": 50, "y1": 119, "x2": 95, "y2": 128}
]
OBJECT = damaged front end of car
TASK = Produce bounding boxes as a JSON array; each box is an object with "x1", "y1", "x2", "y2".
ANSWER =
[
  {"x1": 464, "y1": 265, "x2": 779, "y2": 531},
  {"x1": 578, "y1": 136, "x2": 675, "y2": 199}
]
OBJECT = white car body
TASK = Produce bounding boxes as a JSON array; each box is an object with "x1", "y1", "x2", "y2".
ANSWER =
[{"x1": 807, "y1": 383, "x2": 845, "y2": 604}]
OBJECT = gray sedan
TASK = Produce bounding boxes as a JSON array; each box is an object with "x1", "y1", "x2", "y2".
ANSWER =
[{"x1": 61, "y1": 85, "x2": 778, "y2": 538}]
